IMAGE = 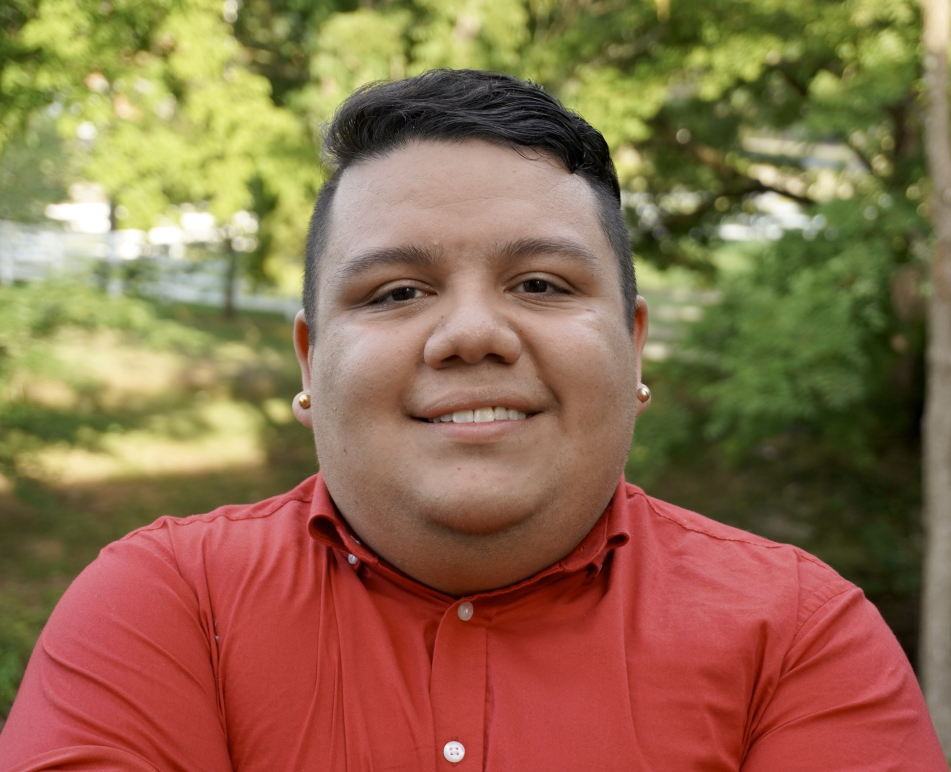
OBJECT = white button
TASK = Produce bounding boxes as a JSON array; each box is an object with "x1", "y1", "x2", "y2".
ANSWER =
[
  {"x1": 347, "y1": 553, "x2": 359, "y2": 565},
  {"x1": 457, "y1": 601, "x2": 474, "y2": 621},
  {"x1": 443, "y1": 741, "x2": 465, "y2": 763}
]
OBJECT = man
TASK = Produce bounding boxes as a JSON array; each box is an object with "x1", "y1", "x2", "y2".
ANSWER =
[{"x1": 0, "y1": 69, "x2": 944, "y2": 770}]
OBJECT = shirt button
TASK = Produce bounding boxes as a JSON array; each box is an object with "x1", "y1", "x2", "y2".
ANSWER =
[
  {"x1": 443, "y1": 741, "x2": 465, "y2": 763},
  {"x1": 457, "y1": 601, "x2": 474, "y2": 621},
  {"x1": 347, "y1": 554, "x2": 359, "y2": 565}
]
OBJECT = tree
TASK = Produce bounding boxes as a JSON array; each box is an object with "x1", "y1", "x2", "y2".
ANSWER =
[
  {"x1": 6, "y1": 0, "x2": 322, "y2": 307},
  {"x1": 0, "y1": 113, "x2": 69, "y2": 222},
  {"x1": 0, "y1": 0, "x2": 44, "y2": 156},
  {"x1": 920, "y1": 0, "x2": 951, "y2": 752}
]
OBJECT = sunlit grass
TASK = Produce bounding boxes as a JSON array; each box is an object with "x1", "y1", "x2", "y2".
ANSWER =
[{"x1": 28, "y1": 401, "x2": 268, "y2": 483}]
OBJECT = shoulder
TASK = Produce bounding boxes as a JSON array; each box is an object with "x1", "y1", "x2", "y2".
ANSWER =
[
  {"x1": 114, "y1": 475, "x2": 318, "y2": 555},
  {"x1": 620, "y1": 483, "x2": 856, "y2": 629},
  {"x1": 81, "y1": 476, "x2": 325, "y2": 612}
]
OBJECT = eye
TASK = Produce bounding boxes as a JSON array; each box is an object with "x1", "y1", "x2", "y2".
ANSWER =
[
  {"x1": 375, "y1": 286, "x2": 425, "y2": 304},
  {"x1": 519, "y1": 279, "x2": 561, "y2": 294}
]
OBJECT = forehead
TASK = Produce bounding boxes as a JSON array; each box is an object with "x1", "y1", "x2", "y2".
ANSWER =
[{"x1": 322, "y1": 140, "x2": 611, "y2": 278}]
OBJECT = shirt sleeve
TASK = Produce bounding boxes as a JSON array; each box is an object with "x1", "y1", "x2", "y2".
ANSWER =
[
  {"x1": 0, "y1": 528, "x2": 233, "y2": 772},
  {"x1": 742, "y1": 564, "x2": 946, "y2": 771}
]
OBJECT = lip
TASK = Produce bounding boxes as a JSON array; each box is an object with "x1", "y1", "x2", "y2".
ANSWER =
[
  {"x1": 418, "y1": 412, "x2": 536, "y2": 442},
  {"x1": 412, "y1": 391, "x2": 539, "y2": 422}
]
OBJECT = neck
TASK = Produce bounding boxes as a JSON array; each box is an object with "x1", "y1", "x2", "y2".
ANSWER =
[{"x1": 337, "y1": 488, "x2": 615, "y2": 596}]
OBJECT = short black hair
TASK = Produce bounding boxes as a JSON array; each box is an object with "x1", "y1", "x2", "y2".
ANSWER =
[{"x1": 303, "y1": 69, "x2": 635, "y2": 339}]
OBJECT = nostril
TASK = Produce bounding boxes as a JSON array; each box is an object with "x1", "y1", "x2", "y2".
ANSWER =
[{"x1": 423, "y1": 313, "x2": 522, "y2": 367}]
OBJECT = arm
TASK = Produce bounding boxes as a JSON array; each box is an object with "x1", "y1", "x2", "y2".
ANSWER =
[
  {"x1": 0, "y1": 529, "x2": 232, "y2": 772},
  {"x1": 743, "y1": 584, "x2": 946, "y2": 771}
]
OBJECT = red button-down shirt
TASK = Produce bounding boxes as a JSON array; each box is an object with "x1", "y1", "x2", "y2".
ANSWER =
[{"x1": 0, "y1": 475, "x2": 944, "y2": 770}]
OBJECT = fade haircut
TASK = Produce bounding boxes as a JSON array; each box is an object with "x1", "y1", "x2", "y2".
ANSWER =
[{"x1": 303, "y1": 69, "x2": 635, "y2": 340}]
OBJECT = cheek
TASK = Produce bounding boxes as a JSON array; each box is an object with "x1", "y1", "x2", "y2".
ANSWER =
[
  {"x1": 523, "y1": 323, "x2": 635, "y2": 493},
  {"x1": 543, "y1": 315, "x2": 638, "y2": 432},
  {"x1": 310, "y1": 323, "x2": 417, "y2": 430}
]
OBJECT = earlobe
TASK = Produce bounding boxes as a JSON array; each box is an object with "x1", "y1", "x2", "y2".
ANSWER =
[
  {"x1": 293, "y1": 310, "x2": 314, "y2": 429},
  {"x1": 635, "y1": 382, "x2": 651, "y2": 416},
  {"x1": 293, "y1": 391, "x2": 313, "y2": 428}
]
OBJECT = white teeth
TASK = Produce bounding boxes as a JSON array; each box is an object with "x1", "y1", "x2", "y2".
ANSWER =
[{"x1": 429, "y1": 406, "x2": 529, "y2": 423}]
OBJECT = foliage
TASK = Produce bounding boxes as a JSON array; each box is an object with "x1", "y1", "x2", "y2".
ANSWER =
[
  {"x1": 0, "y1": 114, "x2": 69, "y2": 222},
  {"x1": 0, "y1": 0, "x2": 43, "y2": 154},
  {"x1": 697, "y1": 199, "x2": 916, "y2": 455},
  {"x1": 2, "y1": 0, "x2": 321, "y2": 293}
]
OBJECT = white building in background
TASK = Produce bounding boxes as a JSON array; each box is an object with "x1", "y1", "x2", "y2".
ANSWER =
[
  {"x1": 0, "y1": 201, "x2": 297, "y2": 319},
  {"x1": 44, "y1": 183, "x2": 111, "y2": 235}
]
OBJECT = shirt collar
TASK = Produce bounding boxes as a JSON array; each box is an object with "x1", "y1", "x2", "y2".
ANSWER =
[
  {"x1": 306, "y1": 472, "x2": 631, "y2": 594},
  {"x1": 307, "y1": 475, "x2": 381, "y2": 566}
]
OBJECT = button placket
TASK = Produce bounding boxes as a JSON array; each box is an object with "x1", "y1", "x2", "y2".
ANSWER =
[{"x1": 430, "y1": 601, "x2": 487, "y2": 769}]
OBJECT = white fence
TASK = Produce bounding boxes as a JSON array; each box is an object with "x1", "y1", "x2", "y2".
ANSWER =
[{"x1": 0, "y1": 221, "x2": 302, "y2": 321}]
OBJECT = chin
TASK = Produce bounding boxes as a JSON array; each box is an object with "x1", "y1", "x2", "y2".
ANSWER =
[{"x1": 419, "y1": 489, "x2": 542, "y2": 537}]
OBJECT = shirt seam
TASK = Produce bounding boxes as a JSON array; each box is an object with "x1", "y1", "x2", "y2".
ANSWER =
[
  {"x1": 746, "y1": 585, "x2": 857, "y2": 751},
  {"x1": 118, "y1": 494, "x2": 315, "y2": 540},
  {"x1": 790, "y1": 585, "x2": 853, "y2": 638},
  {"x1": 637, "y1": 491, "x2": 835, "y2": 572}
]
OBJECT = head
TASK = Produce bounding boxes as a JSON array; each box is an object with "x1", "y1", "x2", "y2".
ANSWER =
[{"x1": 294, "y1": 69, "x2": 649, "y2": 595}]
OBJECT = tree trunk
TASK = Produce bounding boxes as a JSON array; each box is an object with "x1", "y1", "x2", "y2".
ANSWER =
[
  {"x1": 920, "y1": 0, "x2": 951, "y2": 755},
  {"x1": 223, "y1": 242, "x2": 238, "y2": 320}
]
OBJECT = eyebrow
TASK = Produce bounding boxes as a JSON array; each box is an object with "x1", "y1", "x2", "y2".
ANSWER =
[
  {"x1": 495, "y1": 237, "x2": 604, "y2": 272},
  {"x1": 332, "y1": 244, "x2": 442, "y2": 286},
  {"x1": 331, "y1": 236, "x2": 603, "y2": 287}
]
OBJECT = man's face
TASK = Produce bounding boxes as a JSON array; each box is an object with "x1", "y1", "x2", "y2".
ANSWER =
[{"x1": 296, "y1": 140, "x2": 648, "y2": 592}]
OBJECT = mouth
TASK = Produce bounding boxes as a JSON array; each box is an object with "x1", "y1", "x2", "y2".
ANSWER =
[{"x1": 421, "y1": 406, "x2": 529, "y2": 424}]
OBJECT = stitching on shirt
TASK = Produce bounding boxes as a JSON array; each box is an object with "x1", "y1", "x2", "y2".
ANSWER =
[
  {"x1": 639, "y1": 492, "x2": 786, "y2": 549},
  {"x1": 745, "y1": 585, "x2": 858, "y2": 750},
  {"x1": 636, "y1": 490, "x2": 835, "y2": 573},
  {"x1": 791, "y1": 585, "x2": 853, "y2": 638},
  {"x1": 120, "y1": 494, "x2": 315, "y2": 539}
]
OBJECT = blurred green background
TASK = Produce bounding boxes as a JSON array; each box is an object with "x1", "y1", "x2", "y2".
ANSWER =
[{"x1": 0, "y1": 0, "x2": 934, "y2": 720}]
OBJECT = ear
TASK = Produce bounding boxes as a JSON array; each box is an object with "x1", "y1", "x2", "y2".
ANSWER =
[
  {"x1": 292, "y1": 309, "x2": 314, "y2": 429},
  {"x1": 632, "y1": 295, "x2": 651, "y2": 416}
]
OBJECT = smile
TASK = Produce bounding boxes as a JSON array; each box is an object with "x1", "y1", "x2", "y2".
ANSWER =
[{"x1": 424, "y1": 407, "x2": 528, "y2": 424}]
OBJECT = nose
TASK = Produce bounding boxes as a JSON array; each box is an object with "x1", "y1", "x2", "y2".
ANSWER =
[{"x1": 423, "y1": 289, "x2": 522, "y2": 367}]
